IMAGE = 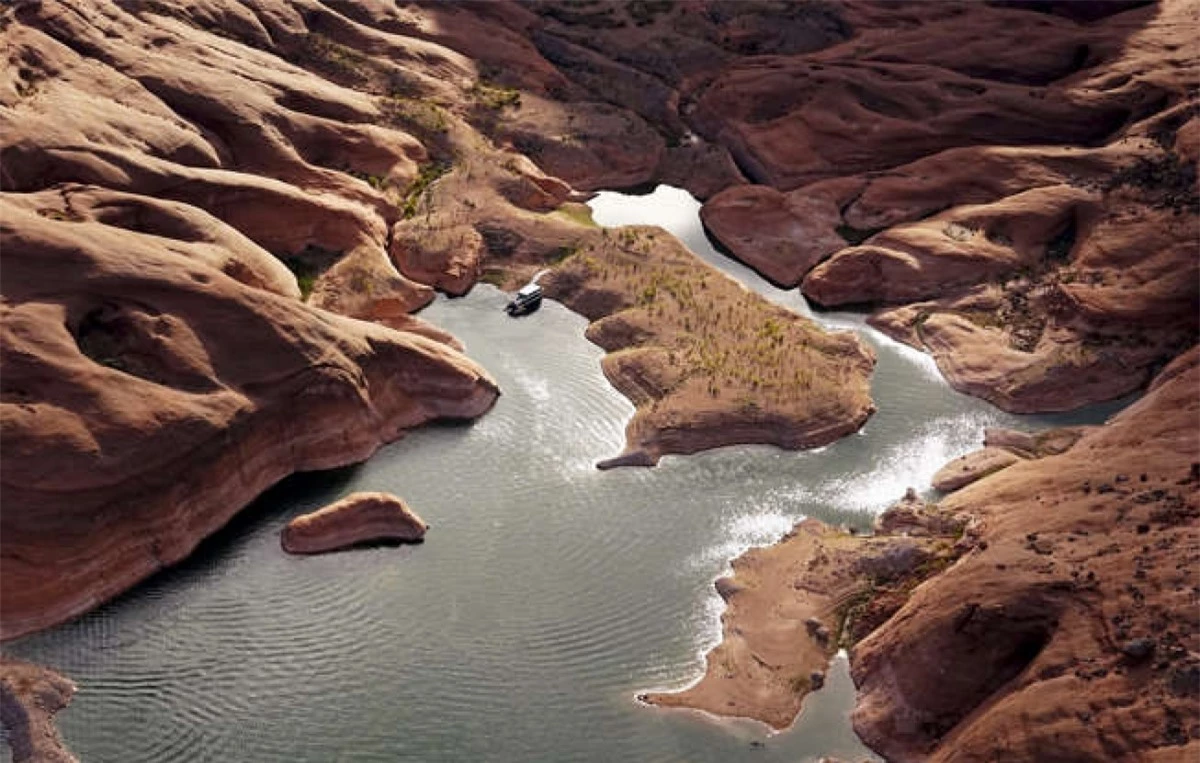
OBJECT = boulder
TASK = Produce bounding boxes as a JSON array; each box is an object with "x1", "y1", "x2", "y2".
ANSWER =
[
  {"x1": 281, "y1": 492, "x2": 429, "y2": 555},
  {"x1": 855, "y1": 540, "x2": 933, "y2": 582},
  {"x1": 983, "y1": 427, "x2": 1041, "y2": 454},
  {"x1": 876, "y1": 490, "x2": 964, "y2": 538},
  {"x1": 932, "y1": 447, "x2": 1024, "y2": 493}
]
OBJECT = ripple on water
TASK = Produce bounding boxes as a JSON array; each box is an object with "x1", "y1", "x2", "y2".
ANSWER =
[{"x1": 9, "y1": 187, "x2": 1135, "y2": 763}]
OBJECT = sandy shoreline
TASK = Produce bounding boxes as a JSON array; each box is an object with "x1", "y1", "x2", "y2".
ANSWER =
[{"x1": 640, "y1": 500, "x2": 963, "y2": 731}]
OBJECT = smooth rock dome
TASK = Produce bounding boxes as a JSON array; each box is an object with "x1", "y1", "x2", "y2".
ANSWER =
[{"x1": 281, "y1": 493, "x2": 428, "y2": 555}]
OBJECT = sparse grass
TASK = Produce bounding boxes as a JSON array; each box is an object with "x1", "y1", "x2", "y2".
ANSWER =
[
  {"x1": 554, "y1": 227, "x2": 868, "y2": 411},
  {"x1": 1107, "y1": 151, "x2": 1198, "y2": 213},
  {"x1": 346, "y1": 169, "x2": 388, "y2": 191},
  {"x1": 379, "y1": 96, "x2": 450, "y2": 138},
  {"x1": 293, "y1": 33, "x2": 370, "y2": 86},
  {"x1": 281, "y1": 244, "x2": 341, "y2": 300},
  {"x1": 400, "y1": 161, "x2": 452, "y2": 218},
  {"x1": 547, "y1": 243, "x2": 581, "y2": 264},
  {"x1": 470, "y1": 80, "x2": 522, "y2": 110},
  {"x1": 477, "y1": 270, "x2": 508, "y2": 287},
  {"x1": 834, "y1": 584, "x2": 875, "y2": 648},
  {"x1": 283, "y1": 259, "x2": 318, "y2": 299},
  {"x1": 552, "y1": 203, "x2": 599, "y2": 228}
]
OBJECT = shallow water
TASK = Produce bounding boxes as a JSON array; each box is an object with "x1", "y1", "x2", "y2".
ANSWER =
[{"x1": 4, "y1": 185, "x2": 1131, "y2": 762}]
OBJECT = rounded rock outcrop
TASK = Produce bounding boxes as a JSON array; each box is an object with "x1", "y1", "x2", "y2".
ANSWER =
[{"x1": 281, "y1": 492, "x2": 429, "y2": 555}]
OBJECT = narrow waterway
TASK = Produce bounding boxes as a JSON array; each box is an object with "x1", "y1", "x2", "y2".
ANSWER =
[{"x1": 4, "y1": 186, "x2": 1131, "y2": 762}]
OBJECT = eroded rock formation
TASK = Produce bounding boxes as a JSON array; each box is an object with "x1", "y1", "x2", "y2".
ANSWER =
[
  {"x1": 0, "y1": 659, "x2": 79, "y2": 763},
  {"x1": 281, "y1": 492, "x2": 428, "y2": 554},
  {"x1": 449, "y1": 0, "x2": 1198, "y2": 413},
  {"x1": 1, "y1": 0, "x2": 883, "y2": 640},
  {"x1": 853, "y1": 347, "x2": 1200, "y2": 761},
  {"x1": 0, "y1": 199, "x2": 498, "y2": 639},
  {"x1": 640, "y1": 518, "x2": 954, "y2": 730}
]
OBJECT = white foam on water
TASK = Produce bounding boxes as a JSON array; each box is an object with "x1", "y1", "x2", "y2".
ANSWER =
[
  {"x1": 813, "y1": 413, "x2": 994, "y2": 511},
  {"x1": 668, "y1": 503, "x2": 811, "y2": 692}
]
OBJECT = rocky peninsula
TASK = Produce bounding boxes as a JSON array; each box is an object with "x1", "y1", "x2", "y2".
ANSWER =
[{"x1": 651, "y1": 348, "x2": 1199, "y2": 759}]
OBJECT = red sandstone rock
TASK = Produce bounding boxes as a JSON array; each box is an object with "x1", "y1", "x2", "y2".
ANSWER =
[
  {"x1": 281, "y1": 492, "x2": 427, "y2": 555},
  {"x1": 0, "y1": 659, "x2": 79, "y2": 763},
  {"x1": 0, "y1": 0, "x2": 521, "y2": 640},
  {"x1": 466, "y1": 0, "x2": 1198, "y2": 415},
  {"x1": 931, "y1": 447, "x2": 1024, "y2": 493},
  {"x1": 700, "y1": 183, "x2": 848, "y2": 288},
  {"x1": 852, "y1": 346, "x2": 1200, "y2": 762},
  {"x1": 650, "y1": 346, "x2": 1199, "y2": 756},
  {"x1": 0, "y1": 199, "x2": 498, "y2": 640}
]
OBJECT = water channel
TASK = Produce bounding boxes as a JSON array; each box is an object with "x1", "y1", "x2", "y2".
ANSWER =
[{"x1": 5, "y1": 185, "x2": 1131, "y2": 762}]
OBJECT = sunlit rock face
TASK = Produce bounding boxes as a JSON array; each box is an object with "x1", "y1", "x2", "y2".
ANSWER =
[{"x1": 281, "y1": 492, "x2": 429, "y2": 554}]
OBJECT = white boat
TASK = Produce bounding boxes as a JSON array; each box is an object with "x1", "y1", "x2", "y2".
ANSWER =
[{"x1": 505, "y1": 269, "x2": 550, "y2": 316}]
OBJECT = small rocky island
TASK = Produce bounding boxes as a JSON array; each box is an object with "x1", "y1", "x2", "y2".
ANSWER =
[{"x1": 281, "y1": 492, "x2": 429, "y2": 555}]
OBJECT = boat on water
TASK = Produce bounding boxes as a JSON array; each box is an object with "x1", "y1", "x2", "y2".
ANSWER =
[
  {"x1": 505, "y1": 269, "x2": 549, "y2": 316},
  {"x1": 505, "y1": 283, "x2": 542, "y2": 316}
]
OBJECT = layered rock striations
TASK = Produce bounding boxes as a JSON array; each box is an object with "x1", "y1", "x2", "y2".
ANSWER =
[{"x1": 0, "y1": 199, "x2": 497, "y2": 639}]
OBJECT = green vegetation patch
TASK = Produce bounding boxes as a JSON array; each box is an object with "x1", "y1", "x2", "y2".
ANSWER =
[
  {"x1": 470, "y1": 80, "x2": 522, "y2": 111},
  {"x1": 293, "y1": 33, "x2": 370, "y2": 86},
  {"x1": 345, "y1": 169, "x2": 388, "y2": 191},
  {"x1": 552, "y1": 203, "x2": 599, "y2": 228},
  {"x1": 1107, "y1": 152, "x2": 1198, "y2": 213},
  {"x1": 400, "y1": 161, "x2": 452, "y2": 219},
  {"x1": 379, "y1": 96, "x2": 450, "y2": 138},
  {"x1": 547, "y1": 242, "x2": 581, "y2": 264}
]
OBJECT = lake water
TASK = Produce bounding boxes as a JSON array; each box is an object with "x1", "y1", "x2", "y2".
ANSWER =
[{"x1": 4, "y1": 185, "x2": 1131, "y2": 762}]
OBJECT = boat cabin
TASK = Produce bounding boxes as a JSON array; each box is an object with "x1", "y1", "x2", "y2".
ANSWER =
[{"x1": 505, "y1": 283, "x2": 543, "y2": 316}]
